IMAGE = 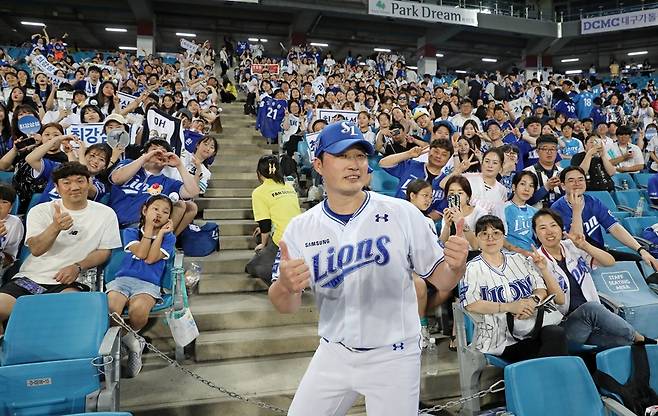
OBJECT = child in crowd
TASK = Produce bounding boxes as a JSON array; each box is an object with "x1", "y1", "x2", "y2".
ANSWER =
[
  {"x1": 0, "y1": 184, "x2": 24, "y2": 280},
  {"x1": 406, "y1": 179, "x2": 451, "y2": 350},
  {"x1": 503, "y1": 171, "x2": 539, "y2": 257},
  {"x1": 558, "y1": 122, "x2": 583, "y2": 161},
  {"x1": 107, "y1": 195, "x2": 176, "y2": 378}
]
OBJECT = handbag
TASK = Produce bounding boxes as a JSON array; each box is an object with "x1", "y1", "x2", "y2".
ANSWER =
[
  {"x1": 506, "y1": 294, "x2": 564, "y2": 341},
  {"x1": 166, "y1": 281, "x2": 199, "y2": 347},
  {"x1": 179, "y1": 222, "x2": 219, "y2": 257}
]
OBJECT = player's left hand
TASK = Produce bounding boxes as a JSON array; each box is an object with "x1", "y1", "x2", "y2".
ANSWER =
[
  {"x1": 529, "y1": 244, "x2": 548, "y2": 272},
  {"x1": 444, "y1": 218, "x2": 469, "y2": 272},
  {"x1": 640, "y1": 249, "x2": 658, "y2": 272},
  {"x1": 54, "y1": 264, "x2": 80, "y2": 284}
]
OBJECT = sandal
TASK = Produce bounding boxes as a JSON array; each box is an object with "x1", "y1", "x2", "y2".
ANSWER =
[{"x1": 449, "y1": 336, "x2": 457, "y2": 352}]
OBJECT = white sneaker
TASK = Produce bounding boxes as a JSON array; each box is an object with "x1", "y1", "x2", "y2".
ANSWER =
[
  {"x1": 420, "y1": 326, "x2": 430, "y2": 350},
  {"x1": 123, "y1": 335, "x2": 146, "y2": 378}
]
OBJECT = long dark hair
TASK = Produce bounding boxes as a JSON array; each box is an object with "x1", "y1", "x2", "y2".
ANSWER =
[
  {"x1": 256, "y1": 155, "x2": 284, "y2": 184},
  {"x1": 138, "y1": 195, "x2": 174, "y2": 234},
  {"x1": 92, "y1": 81, "x2": 117, "y2": 114}
]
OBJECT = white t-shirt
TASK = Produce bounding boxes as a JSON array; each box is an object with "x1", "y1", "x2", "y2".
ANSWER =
[
  {"x1": 18, "y1": 201, "x2": 121, "y2": 285},
  {"x1": 440, "y1": 205, "x2": 487, "y2": 249},
  {"x1": 1, "y1": 214, "x2": 24, "y2": 260},
  {"x1": 606, "y1": 142, "x2": 644, "y2": 172},
  {"x1": 462, "y1": 173, "x2": 508, "y2": 219},
  {"x1": 163, "y1": 150, "x2": 211, "y2": 195}
]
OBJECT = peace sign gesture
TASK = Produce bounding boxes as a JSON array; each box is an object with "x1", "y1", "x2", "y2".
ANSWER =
[
  {"x1": 407, "y1": 145, "x2": 429, "y2": 159},
  {"x1": 528, "y1": 244, "x2": 548, "y2": 273},
  {"x1": 563, "y1": 230, "x2": 588, "y2": 250},
  {"x1": 456, "y1": 154, "x2": 478, "y2": 174}
]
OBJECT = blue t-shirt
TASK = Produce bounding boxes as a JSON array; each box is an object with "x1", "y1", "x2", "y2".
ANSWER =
[
  {"x1": 648, "y1": 174, "x2": 658, "y2": 205},
  {"x1": 574, "y1": 91, "x2": 594, "y2": 120},
  {"x1": 35, "y1": 159, "x2": 106, "y2": 205},
  {"x1": 561, "y1": 137, "x2": 583, "y2": 158},
  {"x1": 115, "y1": 228, "x2": 176, "y2": 285},
  {"x1": 553, "y1": 99, "x2": 577, "y2": 119},
  {"x1": 550, "y1": 194, "x2": 617, "y2": 248},
  {"x1": 260, "y1": 98, "x2": 287, "y2": 140},
  {"x1": 255, "y1": 94, "x2": 271, "y2": 131},
  {"x1": 589, "y1": 106, "x2": 606, "y2": 127},
  {"x1": 109, "y1": 160, "x2": 183, "y2": 226},
  {"x1": 383, "y1": 159, "x2": 446, "y2": 212},
  {"x1": 504, "y1": 202, "x2": 538, "y2": 252}
]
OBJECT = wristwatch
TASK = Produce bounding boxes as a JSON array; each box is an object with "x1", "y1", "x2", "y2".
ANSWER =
[{"x1": 637, "y1": 247, "x2": 648, "y2": 255}]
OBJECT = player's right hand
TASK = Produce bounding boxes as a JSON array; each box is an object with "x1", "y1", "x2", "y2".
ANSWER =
[
  {"x1": 53, "y1": 202, "x2": 73, "y2": 231},
  {"x1": 277, "y1": 240, "x2": 310, "y2": 294}
]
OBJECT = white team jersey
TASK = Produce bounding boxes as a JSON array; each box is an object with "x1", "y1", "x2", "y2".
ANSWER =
[
  {"x1": 537, "y1": 239, "x2": 600, "y2": 316},
  {"x1": 462, "y1": 173, "x2": 507, "y2": 219},
  {"x1": 272, "y1": 191, "x2": 444, "y2": 348},
  {"x1": 460, "y1": 252, "x2": 546, "y2": 355}
]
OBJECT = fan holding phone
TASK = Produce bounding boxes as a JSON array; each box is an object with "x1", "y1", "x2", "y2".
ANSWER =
[{"x1": 439, "y1": 175, "x2": 487, "y2": 251}]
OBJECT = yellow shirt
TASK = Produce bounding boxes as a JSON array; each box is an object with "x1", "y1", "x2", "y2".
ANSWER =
[{"x1": 251, "y1": 179, "x2": 301, "y2": 245}]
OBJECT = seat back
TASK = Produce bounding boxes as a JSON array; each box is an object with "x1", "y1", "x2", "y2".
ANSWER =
[
  {"x1": 504, "y1": 356, "x2": 606, "y2": 416},
  {"x1": 615, "y1": 190, "x2": 656, "y2": 214},
  {"x1": 596, "y1": 345, "x2": 658, "y2": 394},
  {"x1": 603, "y1": 231, "x2": 636, "y2": 254},
  {"x1": 0, "y1": 171, "x2": 14, "y2": 184},
  {"x1": 369, "y1": 169, "x2": 399, "y2": 197},
  {"x1": 612, "y1": 173, "x2": 637, "y2": 190},
  {"x1": 591, "y1": 261, "x2": 658, "y2": 338},
  {"x1": 1, "y1": 292, "x2": 108, "y2": 366},
  {"x1": 622, "y1": 216, "x2": 658, "y2": 237},
  {"x1": 634, "y1": 173, "x2": 652, "y2": 189},
  {"x1": 586, "y1": 191, "x2": 618, "y2": 212}
]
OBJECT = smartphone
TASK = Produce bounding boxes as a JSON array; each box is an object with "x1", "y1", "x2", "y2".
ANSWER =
[
  {"x1": 13, "y1": 277, "x2": 46, "y2": 295},
  {"x1": 15, "y1": 137, "x2": 37, "y2": 150},
  {"x1": 390, "y1": 128, "x2": 401, "y2": 136},
  {"x1": 535, "y1": 294, "x2": 556, "y2": 309},
  {"x1": 26, "y1": 88, "x2": 35, "y2": 96},
  {"x1": 448, "y1": 194, "x2": 460, "y2": 209}
]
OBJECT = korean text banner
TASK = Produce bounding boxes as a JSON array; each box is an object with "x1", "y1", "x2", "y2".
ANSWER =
[{"x1": 581, "y1": 9, "x2": 658, "y2": 34}]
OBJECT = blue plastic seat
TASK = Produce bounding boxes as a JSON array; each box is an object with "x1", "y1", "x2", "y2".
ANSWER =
[
  {"x1": 634, "y1": 172, "x2": 653, "y2": 189},
  {"x1": 585, "y1": 191, "x2": 631, "y2": 220},
  {"x1": 103, "y1": 230, "x2": 178, "y2": 313},
  {"x1": 612, "y1": 173, "x2": 637, "y2": 190},
  {"x1": 504, "y1": 356, "x2": 634, "y2": 416},
  {"x1": 591, "y1": 261, "x2": 658, "y2": 339},
  {"x1": 596, "y1": 344, "x2": 658, "y2": 408},
  {"x1": 615, "y1": 190, "x2": 658, "y2": 216},
  {"x1": 603, "y1": 231, "x2": 636, "y2": 254},
  {"x1": 65, "y1": 413, "x2": 133, "y2": 416},
  {"x1": 297, "y1": 139, "x2": 312, "y2": 174},
  {"x1": 0, "y1": 293, "x2": 121, "y2": 414},
  {"x1": 0, "y1": 171, "x2": 14, "y2": 183},
  {"x1": 622, "y1": 216, "x2": 658, "y2": 237},
  {"x1": 369, "y1": 169, "x2": 399, "y2": 197}
]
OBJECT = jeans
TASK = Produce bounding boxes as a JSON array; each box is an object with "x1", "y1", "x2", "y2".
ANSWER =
[{"x1": 560, "y1": 302, "x2": 635, "y2": 348}]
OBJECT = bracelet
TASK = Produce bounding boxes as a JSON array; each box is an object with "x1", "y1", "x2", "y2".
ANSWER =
[{"x1": 74, "y1": 262, "x2": 83, "y2": 274}]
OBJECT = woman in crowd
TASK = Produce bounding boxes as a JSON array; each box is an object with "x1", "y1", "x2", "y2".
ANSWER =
[
  {"x1": 460, "y1": 215, "x2": 568, "y2": 362},
  {"x1": 503, "y1": 171, "x2": 539, "y2": 257},
  {"x1": 440, "y1": 175, "x2": 486, "y2": 251}
]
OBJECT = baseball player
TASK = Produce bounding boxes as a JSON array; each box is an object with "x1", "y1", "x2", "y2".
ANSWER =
[{"x1": 269, "y1": 121, "x2": 469, "y2": 416}]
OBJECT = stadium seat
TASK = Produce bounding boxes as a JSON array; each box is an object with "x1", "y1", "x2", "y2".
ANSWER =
[
  {"x1": 603, "y1": 231, "x2": 636, "y2": 254},
  {"x1": 369, "y1": 169, "x2": 399, "y2": 197},
  {"x1": 65, "y1": 413, "x2": 133, "y2": 416},
  {"x1": 559, "y1": 159, "x2": 571, "y2": 169},
  {"x1": 614, "y1": 190, "x2": 658, "y2": 216},
  {"x1": 504, "y1": 356, "x2": 635, "y2": 416},
  {"x1": 634, "y1": 173, "x2": 653, "y2": 189},
  {"x1": 103, "y1": 229, "x2": 181, "y2": 313},
  {"x1": 0, "y1": 171, "x2": 13, "y2": 183},
  {"x1": 621, "y1": 216, "x2": 658, "y2": 237},
  {"x1": 612, "y1": 173, "x2": 637, "y2": 190},
  {"x1": 0, "y1": 292, "x2": 121, "y2": 414},
  {"x1": 595, "y1": 345, "x2": 658, "y2": 409},
  {"x1": 584, "y1": 191, "x2": 631, "y2": 220},
  {"x1": 591, "y1": 261, "x2": 658, "y2": 339},
  {"x1": 26, "y1": 192, "x2": 43, "y2": 215},
  {"x1": 453, "y1": 302, "x2": 510, "y2": 415}
]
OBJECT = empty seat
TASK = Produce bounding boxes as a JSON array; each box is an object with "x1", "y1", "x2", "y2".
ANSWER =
[
  {"x1": 612, "y1": 173, "x2": 637, "y2": 190},
  {"x1": 634, "y1": 172, "x2": 653, "y2": 189},
  {"x1": 603, "y1": 231, "x2": 636, "y2": 254},
  {"x1": 622, "y1": 216, "x2": 658, "y2": 237},
  {"x1": 584, "y1": 191, "x2": 631, "y2": 220},
  {"x1": 615, "y1": 190, "x2": 658, "y2": 216}
]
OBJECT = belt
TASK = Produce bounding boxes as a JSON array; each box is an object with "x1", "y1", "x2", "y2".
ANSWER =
[{"x1": 322, "y1": 337, "x2": 374, "y2": 352}]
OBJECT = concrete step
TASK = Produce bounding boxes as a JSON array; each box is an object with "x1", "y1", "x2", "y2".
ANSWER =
[
  {"x1": 219, "y1": 147, "x2": 271, "y2": 156},
  {"x1": 216, "y1": 219, "x2": 257, "y2": 236},
  {"x1": 212, "y1": 171, "x2": 258, "y2": 180},
  {"x1": 195, "y1": 324, "x2": 318, "y2": 361},
  {"x1": 208, "y1": 179, "x2": 261, "y2": 188},
  {"x1": 203, "y1": 208, "x2": 253, "y2": 220},
  {"x1": 121, "y1": 343, "x2": 501, "y2": 416},
  {"x1": 203, "y1": 188, "x2": 253, "y2": 198},
  {"x1": 197, "y1": 272, "x2": 267, "y2": 294},
  {"x1": 188, "y1": 292, "x2": 318, "y2": 331},
  {"x1": 213, "y1": 156, "x2": 262, "y2": 166},
  {"x1": 221, "y1": 235, "x2": 256, "y2": 250},
  {"x1": 184, "y1": 250, "x2": 253, "y2": 274},
  {"x1": 210, "y1": 163, "x2": 254, "y2": 173},
  {"x1": 196, "y1": 197, "x2": 252, "y2": 210}
]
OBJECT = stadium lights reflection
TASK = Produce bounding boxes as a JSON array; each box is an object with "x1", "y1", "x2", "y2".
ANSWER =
[
  {"x1": 374, "y1": 48, "x2": 391, "y2": 52},
  {"x1": 105, "y1": 28, "x2": 127, "y2": 32},
  {"x1": 407, "y1": 66, "x2": 418, "y2": 69},
  {"x1": 248, "y1": 38, "x2": 259, "y2": 42},
  {"x1": 260, "y1": 38, "x2": 268, "y2": 42},
  {"x1": 176, "y1": 32, "x2": 196, "y2": 37},
  {"x1": 561, "y1": 58, "x2": 579, "y2": 63},
  {"x1": 310, "y1": 42, "x2": 329, "y2": 47},
  {"x1": 482, "y1": 58, "x2": 497, "y2": 63},
  {"x1": 119, "y1": 46, "x2": 138, "y2": 51},
  {"x1": 455, "y1": 70, "x2": 468, "y2": 74},
  {"x1": 21, "y1": 21, "x2": 46, "y2": 26},
  {"x1": 436, "y1": 53, "x2": 444, "y2": 57},
  {"x1": 565, "y1": 69, "x2": 582, "y2": 74},
  {"x1": 628, "y1": 51, "x2": 648, "y2": 56}
]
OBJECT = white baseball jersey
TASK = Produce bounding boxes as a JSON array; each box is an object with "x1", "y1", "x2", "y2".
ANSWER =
[
  {"x1": 459, "y1": 252, "x2": 546, "y2": 355},
  {"x1": 537, "y1": 239, "x2": 600, "y2": 316},
  {"x1": 272, "y1": 191, "x2": 444, "y2": 349}
]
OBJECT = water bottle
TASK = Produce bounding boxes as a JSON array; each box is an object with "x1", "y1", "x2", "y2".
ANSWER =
[
  {"x1": 185, "y1": 262, "x2": 202, "y2": 290},
  {"x1": 622, "y1": 179, "x2": 629, "y2": 190},
  {"x1": 635, "y1": 196, "x2": 645, "y2": 217}
]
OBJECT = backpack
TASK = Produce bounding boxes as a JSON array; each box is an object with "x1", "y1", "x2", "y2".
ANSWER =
[
  {"x1": 593, "y1": 344, "x2": 658, "y2": 415},
  {"x1": 494, "y1": 83, "x2": 509, "y2": 101},
  {"x1": 179, "y1": 222, "x2": 220, "y2": 257}
]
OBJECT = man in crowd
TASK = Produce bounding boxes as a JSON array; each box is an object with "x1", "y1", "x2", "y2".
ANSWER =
[{"x1": 524, "y1": 135, "x2": 563, "y2": 208}]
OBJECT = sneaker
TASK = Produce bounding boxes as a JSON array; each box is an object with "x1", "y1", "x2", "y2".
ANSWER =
[
  {"x1": 124, "y1": 336, "x2": 146, "y2": 378},
  {"x1": 420, "y1": 326, "x2": 430, "y2": 350}
]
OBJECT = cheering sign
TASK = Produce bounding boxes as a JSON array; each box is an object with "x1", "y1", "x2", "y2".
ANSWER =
[
  {"x1": 251, "y1": 64, "x2": 280, "y2": 74},
  {"x1": 312, "y1": 77, "x2": 326, "y2": 95},
  {"x1": 34, "y1": 54, "x2": 59, "y2": 75},
  {"x1": 316, "y1": 109, "x2": 359, "y2": 123},
  {"x1": 180, "y1": 38, "x2": 199, "y2": 53},
  {"x1": 46, "y1": 73, "x2": 68, "y2": 87},
  {"x1": 508, "y1": 97, "x2": 531, "y2": 118},
  {"x1": 117, "y1": 91, "x2": 137, "y2": 110},
  {"x1": 304, "y1": 132, "x2": 320, "y2": 161},
  {"x1": 66, "y1": 123, "x2": 138, "y2": 147}
]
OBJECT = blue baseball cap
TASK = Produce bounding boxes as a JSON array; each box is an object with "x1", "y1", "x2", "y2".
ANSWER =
[{"x1": 314, "y1": 121, "x2": 374, "y2": 158}]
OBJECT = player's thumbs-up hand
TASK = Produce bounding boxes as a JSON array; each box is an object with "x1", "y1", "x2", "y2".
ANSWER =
[
  {"x1": 53, "y1": 202, "x2": 73, "y2": 231},
  {"x1": 277, "y1": 240, "x2": 311, "y2": 294},
  {"x1": 444, "y1": 218, "x2": 469, "y2": 272}
]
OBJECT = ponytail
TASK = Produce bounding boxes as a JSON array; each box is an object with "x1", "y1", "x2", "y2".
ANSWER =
[{"x1": 256, "y1": 155, "x2": 284, "y2": 184}]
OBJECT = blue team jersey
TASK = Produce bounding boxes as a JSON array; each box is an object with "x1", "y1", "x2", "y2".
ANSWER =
[
  {"x1": 383, "y1": 159, "x2": 446, "y2": 212},
  {"x1": 561, "y1": 137, "x2": 583, "y2": 157},
  {"x1": 648, "y1": 175, "x2": 658, "y2": 204},
  {"x1": 109, "y1": 160, "x2": 183, "y2": 226},
  {"x1": 35, "y1": 159, "x2": 106, "y2": 205},
  {"x1": 589, "y1": 107, "x2": 606, "y2": 126},
  {"x1": 550, "y1": 194, "x2": 617, "y2": 248},
  {"x1": 553, "y1": 99, "x2": 577, "y2": 119},
  {"x1": 255, "y1": 94, "x2": 271, "y2": 131},
  {"x1": 516, "y1": 139, "x2": 539, "y2": 169},
  {"x1": 115, "y1": 228, "x2": 176, "y2": 286},
  {"x1": 260, "y1": 98, "x2": 287, "y2": 140},
  {"x1": 504, "y1": 202, "x2": 538, "y2": 251},
  {"x1": 574, "y1": 91, "x2": 594, "y2": 120}
]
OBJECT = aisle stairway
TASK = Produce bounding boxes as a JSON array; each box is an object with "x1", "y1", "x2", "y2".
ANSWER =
[{"x1": 120, "y1": 102, "x2": 501, "y2": 415}]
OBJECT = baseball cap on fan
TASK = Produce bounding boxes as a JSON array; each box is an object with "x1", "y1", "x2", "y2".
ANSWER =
[{"x1": 314, "y1": 121, "x2": 374, "y2": 158}]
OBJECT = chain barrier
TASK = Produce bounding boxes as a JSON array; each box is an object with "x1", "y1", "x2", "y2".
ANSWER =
[{"x1": 110, "y1": 312, "x2": 504, "y2": 415}]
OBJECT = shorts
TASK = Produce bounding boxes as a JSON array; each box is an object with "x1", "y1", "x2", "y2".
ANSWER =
[
  {"x1": 106, "y1": 276, "x2": 163, "y2": 304},
  {"x1": 0, "y1": 277, "x2": 90, "y2": 299}
]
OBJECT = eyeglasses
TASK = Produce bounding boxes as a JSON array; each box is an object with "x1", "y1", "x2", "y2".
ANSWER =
[
  {"x1": 477, "y1": 230, "x2": 505, "y2": 240},
  {"x1": 538, "y1": 147, "x2": 558, "y2": 153}
]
